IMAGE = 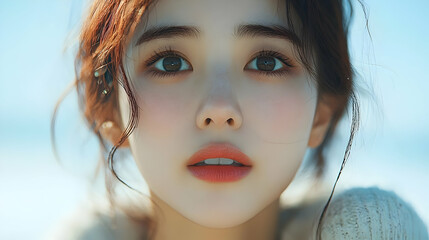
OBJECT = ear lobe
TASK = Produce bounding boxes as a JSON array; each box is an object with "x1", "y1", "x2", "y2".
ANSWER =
[
  {"x1": 99, "y1": 121, "x2": 130, "y2": 148},
  {"x1": 308, "y1": 98, "x2": 334, "y2": 148}
]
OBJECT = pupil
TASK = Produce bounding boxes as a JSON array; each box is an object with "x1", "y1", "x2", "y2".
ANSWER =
[
  {"x1": 256, "y1": 57, "x2": 275, "y2": 71},
  {"x1": 163, "y1": 57, "x2": 181, "y2": 72}
]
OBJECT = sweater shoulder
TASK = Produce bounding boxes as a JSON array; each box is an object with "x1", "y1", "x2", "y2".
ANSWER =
[
  {"x1": 45, "y1": 200, "x2": 148, "y2": 240},
  {"x1": 278, "y1": 187, "x2": 428, "y2": 240},
  {"x1": 320, "y1": 187, "x2": 428, "y2": 240}
]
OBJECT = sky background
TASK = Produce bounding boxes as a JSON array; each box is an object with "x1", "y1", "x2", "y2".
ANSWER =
[{"x1": 1, "y1": 0, "x2": 428, "y2": 239}]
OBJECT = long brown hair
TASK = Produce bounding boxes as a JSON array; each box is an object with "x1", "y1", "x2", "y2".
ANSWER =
[{"x1": 52, "y1": 0, "x2": 368, "y2": 239}]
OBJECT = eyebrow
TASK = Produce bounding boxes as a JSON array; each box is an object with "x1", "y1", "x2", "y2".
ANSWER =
[{"x1": 134, "y1": 24, "x2": 301, "y2": 46}]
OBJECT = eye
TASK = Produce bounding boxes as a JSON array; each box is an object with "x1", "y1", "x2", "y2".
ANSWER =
[
  {"x1": 144, "y1": 49, "x2": 193, "y2": 78},
  {"x1": 153, "y1": 55, "x2": 191, "y2": 72},
  {"x1": 244, "y1": 50, "x2": 294, "y2": 76},
  {"x1": 143, "y1": 48, "x2": 294, "y2": 78}
]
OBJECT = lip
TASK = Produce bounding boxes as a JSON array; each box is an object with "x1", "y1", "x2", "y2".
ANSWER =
[
  {"x1": 187, "y1": 165, "x2": 252, "y2": 182},
  {"x1": 186, "y1": 143, "x2": 253, "y2": 167}
]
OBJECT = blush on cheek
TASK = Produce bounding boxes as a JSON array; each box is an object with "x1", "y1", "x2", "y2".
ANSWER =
[
  {"x1": 251, "y1": 93, "x2": 314, "y2": 144},
  {"x1": 136, "y1": 90, "x2": 189, "y2": 139}
]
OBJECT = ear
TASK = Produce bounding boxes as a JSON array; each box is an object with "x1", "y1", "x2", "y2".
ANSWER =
[
  {"x1": 99, "y1": 121, "x2": 130, "y2": 148},
  {"x1": 308, "y1": 97, "x2": 334, "y2": 148}
]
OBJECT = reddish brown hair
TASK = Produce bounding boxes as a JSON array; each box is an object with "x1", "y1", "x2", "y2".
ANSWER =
[{"x1": 53, "y1": 0, "x2": 367, "y2": 239}]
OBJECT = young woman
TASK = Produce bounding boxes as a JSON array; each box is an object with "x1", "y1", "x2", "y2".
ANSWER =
[{"x1": 50, "y1": 0, "x2": 428, "y2": 239}]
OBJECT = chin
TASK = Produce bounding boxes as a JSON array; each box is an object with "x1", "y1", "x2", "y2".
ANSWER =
[{"x1": 178, "y1": 203, "x2": 261, "y2": 228}]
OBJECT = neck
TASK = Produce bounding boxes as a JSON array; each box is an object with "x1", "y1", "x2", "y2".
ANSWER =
[{"x1": 150, "y1": 191, "x2": 280, "y2": 240}]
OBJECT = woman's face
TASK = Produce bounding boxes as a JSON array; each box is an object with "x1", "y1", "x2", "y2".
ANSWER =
[{"x1": 119, "y1": 0, "x2": 319, "y2": 227}]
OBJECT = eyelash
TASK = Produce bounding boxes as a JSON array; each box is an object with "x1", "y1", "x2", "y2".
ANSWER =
[{"x1": 143, "y1": 46, "x2": 295, "y2": 78}]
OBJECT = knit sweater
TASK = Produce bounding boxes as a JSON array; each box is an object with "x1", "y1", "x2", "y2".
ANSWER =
[
  {"x1": 46, "y1": 187, "x2": 428, "y2": 240},
  {"x1": 277, "y1": 187, "x2": 428, "y2": 240}
]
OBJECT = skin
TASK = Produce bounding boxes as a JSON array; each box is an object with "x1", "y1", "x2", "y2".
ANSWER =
[{"x1": 106, "y1": 0, "x2": 333, "y2": 239}]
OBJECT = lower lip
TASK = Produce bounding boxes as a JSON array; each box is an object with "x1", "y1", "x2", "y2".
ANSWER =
[{"x1": 187, "y1": 165, "x2": 252, "y2": 182}]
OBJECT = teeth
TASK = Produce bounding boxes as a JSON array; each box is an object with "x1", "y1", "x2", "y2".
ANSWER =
[
  {"x1": 204, "y1": 158, "x2": 222, "y2": 164},
  {"x1": 220, "y1": 158, "x2": 234, "y2": 165},
  {"x1": 204, "y1": 158, "x2": 234, "y2": 165},
  {"x1": 197, "y1": 158, "x2": 244, "y2": 166}
]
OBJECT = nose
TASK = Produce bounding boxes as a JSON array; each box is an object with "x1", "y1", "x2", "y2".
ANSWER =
[
  {"x1": 196, "y1": 103, "x2": 242, "y2": 130},
  {"x1": 196, "y1": 76, "x2": 242, "y2": 131}
]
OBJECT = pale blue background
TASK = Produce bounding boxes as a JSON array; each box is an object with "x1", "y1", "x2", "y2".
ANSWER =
[{"x1": 1, "y1": 0, "x2": 428, "y2": 239}]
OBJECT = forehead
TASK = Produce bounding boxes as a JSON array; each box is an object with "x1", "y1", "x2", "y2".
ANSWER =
[{"x1": 136, "y1": 0, "x2": 288, "y2": 38}]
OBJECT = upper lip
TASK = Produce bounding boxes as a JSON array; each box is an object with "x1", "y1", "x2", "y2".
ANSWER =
[{"x1": 187, "y1": 143, "x2": 253, "y2": 167}]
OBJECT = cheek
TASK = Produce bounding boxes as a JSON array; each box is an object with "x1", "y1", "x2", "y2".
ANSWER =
[
  {"x1": 272, "y1": 96, "x2": 305, "y2": 125},
  {"x1": 124, "y1": 86, "x2": 193, "y2": 181},
  {"x1": 243, "y1": 86, "x2": 316, "y2": 144},
  {"x1": 134, "y1": 87, "x2": 191, "y2": 139}
]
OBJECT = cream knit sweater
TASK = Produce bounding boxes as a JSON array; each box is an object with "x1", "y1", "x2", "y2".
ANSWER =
[
  {"x1": 277, "y1": 187, "x2": 428, "y2": 239},
  {"x1": 46, "y1": 187, "x2": 428, "y2": 240}
]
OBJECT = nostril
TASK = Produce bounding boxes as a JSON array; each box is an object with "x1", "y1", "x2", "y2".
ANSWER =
[
  {"x1": 227, "y1": 118, "x2": 234, "y2": 125},
  {"x1": 205, "y1": 118, "x2": 211, "y2": 125}
]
